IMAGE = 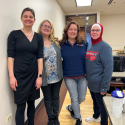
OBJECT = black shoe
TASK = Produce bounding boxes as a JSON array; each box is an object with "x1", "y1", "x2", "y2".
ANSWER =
[
  {"x1": 47, "y1": 118, "x2": 53, "y2": 125},
  {"x1": 66, "y1": 105, "x2": 76, "y2": 119},
  {"x1": 53, "y1": 117, "x2": 60, "y2": 125},
  {"x1": 75, "y1": 119, "x2": 82, "y2": 125}
]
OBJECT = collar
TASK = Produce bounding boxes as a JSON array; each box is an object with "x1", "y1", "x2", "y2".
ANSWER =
[{"x1": 65, "y1": 40, "x2": 77, "y2": 46}]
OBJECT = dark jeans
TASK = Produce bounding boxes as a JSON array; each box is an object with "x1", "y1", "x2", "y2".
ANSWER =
[
  {"x1": 41, "y1": 79, "x2": 62, "y2": 119},
  {"x1": 90, "y1": 91, "x2": 108, "y2": 125},
  {"x1": 15, "y1": 100, "x2": 35, "y2": 125}
]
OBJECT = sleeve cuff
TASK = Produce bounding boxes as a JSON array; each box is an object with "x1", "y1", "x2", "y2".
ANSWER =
[{"x1": 100, "y1": 88, "x2": 107, "y2": 93}]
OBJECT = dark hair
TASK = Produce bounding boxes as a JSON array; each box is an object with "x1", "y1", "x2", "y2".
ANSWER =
[
  {"x1": 60, "y1": 21, "x2": 85, "y2": 46},
  {"x1": 21, "y1": 7, "x2": 35, "y2": 19}
]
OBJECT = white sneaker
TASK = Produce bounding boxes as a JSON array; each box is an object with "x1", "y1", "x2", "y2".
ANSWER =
[{"x1": 85, "y1": 116, "x2": 101, "y2": 123}]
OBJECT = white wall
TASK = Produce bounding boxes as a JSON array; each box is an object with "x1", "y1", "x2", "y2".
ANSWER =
[
  {"x1": 0, "y1": 0, "x2": 65, "y2": 124},
  {"x1": 101, "y1": 14, "x2": 125, "y2": 55}
]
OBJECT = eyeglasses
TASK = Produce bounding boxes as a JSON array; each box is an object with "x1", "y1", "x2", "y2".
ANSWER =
[
  {"x1": 91, "y1": 29, "x2": 101, "y2": 32},
  {"x1": 42, "y1": 25, "x2": 52, "y2": 29}
]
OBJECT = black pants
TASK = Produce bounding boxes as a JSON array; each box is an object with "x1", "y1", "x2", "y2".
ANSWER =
[
  {"x1": 41, "y1": 79, "x2": 62, "y2": 119},
  {"x1": 90, "y1": 91, "x2": 108, "y2": 125},
  {"x1": 15, "y1": 100, "x2": 35, "y2": 125}
]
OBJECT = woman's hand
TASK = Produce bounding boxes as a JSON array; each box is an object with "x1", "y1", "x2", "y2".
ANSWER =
[
  {"x1": 100, "y1": 92, "x2": 106, "y2": 95},
  {"x1": 9, "y1": 76, "x2": 18, "y2": 91},
  {"x1": 35, "y1": 77, "x2": 42, "y2": 90}
]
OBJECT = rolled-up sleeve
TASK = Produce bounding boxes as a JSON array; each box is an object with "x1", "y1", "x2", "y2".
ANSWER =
[
  {"x1": 7, "y1": 31, "x2": 16, "y2": 58},
  {"x1": 37, "y1": 34, "x2": 44, "y2": 59}
]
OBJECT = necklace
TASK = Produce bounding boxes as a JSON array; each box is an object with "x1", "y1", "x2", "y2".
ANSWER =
[{"x1": 22, "y1": 30, "x2": 34, "y2": 42}]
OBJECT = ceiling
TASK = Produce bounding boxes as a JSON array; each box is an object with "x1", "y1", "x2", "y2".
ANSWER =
[{"x1": 56, "y1": 0, "x2": 125, "y2": 15}]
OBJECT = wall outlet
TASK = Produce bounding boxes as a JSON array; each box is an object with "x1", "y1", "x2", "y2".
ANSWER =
[{"x1": 6, "y1": 113, "x2": 12, "y2": 123}]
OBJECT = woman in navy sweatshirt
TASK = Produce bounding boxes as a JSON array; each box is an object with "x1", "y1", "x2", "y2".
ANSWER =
[{"x1": 60, "y1": 21, "x2": 88, "y2": 125}]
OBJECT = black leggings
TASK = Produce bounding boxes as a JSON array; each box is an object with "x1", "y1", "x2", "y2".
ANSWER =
[
  {"x1": 15, "y1": 100, "x2": 35, "y2": 125},
  {"x1": 41, "y1": 79, "x2": 62, "y2": 119}
]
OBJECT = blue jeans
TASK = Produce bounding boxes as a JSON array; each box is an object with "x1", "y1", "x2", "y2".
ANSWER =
[
  {"x1": 90, "y1": 91, "x2": 108, "y2": 125},
  {"x1": 64, "y1": 77, "x2": 87, "y2": 119}
]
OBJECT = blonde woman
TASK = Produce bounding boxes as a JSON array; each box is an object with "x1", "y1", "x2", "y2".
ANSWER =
[{"x1": 37, "y1": 20, "x2": 63, "y2": 125}]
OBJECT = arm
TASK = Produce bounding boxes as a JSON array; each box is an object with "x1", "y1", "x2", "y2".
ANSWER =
[
  {"x1": 8, "y1": 57, "x2": 18, "y2": 91},
  {"x1": 7, "y1": 31, "x2": 18, "y2": 91},
  {"x1": 35, "y1": 34, "x2": 44, "y2": 90},
  {"x1": 100, "y1": 46, "x2": 113, "y2": 95},
  {"x1": 35, "y1": 58, "x2": 43, "y2": 90}
]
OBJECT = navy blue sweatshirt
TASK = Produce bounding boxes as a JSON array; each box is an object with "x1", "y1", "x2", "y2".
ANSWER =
[{"x1": 61, "y1": 40, "x2": 88, "y2": 77}]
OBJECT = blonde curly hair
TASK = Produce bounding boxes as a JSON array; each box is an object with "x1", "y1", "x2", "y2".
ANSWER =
[{"x1": 37, "y1": 20, "x2": 60, "y2": 47}]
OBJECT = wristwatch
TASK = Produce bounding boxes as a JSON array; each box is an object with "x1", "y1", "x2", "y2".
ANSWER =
[{"x1": 38, "y1": 74, "x2": 42, "y2": 77}]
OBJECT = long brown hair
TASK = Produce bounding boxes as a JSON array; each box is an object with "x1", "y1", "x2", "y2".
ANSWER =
[
  {"x1": 37, "y1": 19, "x2": 60, "y2": 47},
  {"x1": 60, "y1": 21, "x2": 84, "y2": 45}
]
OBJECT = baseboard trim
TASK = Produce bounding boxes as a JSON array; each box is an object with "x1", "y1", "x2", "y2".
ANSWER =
[
  {"x1": 24, "y1": 98, "x2": 44, "y2": 125},
  {"x1": 35, "y1": 98, "x2": 44, "y2": 114}
]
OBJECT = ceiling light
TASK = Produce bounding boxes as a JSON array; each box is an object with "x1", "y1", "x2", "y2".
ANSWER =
[
  {"x1": 86, "y1": 17, "x2": 89, "y2": 20},
  {"x1": 76, "y1": 0, "x2": 92, "y2": 7},
  {"x1": 86, "y1": 23, "x2": 88, "y2": 25}
]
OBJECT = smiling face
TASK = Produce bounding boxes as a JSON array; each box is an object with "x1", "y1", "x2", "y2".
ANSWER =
[
  {"x1": 91, "y1": 26, "x2": 101, "y2": 40},
  {"x1": 40, "y1": 21, "x2": 51, "y2": 37},
  {"x1": 67, "y1": 24, "x2": 78, "y2": 40},
  {"x1": 21, "y1": 11, "x2": 35, "y2": 27}
]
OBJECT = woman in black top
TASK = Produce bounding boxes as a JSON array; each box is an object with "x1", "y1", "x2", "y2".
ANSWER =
[{"x1": 7, "y1": 8, "x2": 43, "y2": 125}]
